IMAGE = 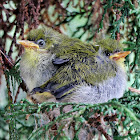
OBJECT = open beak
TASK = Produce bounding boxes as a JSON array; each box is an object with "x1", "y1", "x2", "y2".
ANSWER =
[
  {"x1": 18, "y1": 40, "x2": 39, "y2": 49},
  {"x1": 110, "y1": 51, "x2": 131, "y2": 61}
]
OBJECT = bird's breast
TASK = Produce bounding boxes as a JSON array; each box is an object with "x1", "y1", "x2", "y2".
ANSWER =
[
  {"x1": 20, "y1": 52, "x2": 57, "y2": 91},
  {"x1": 61, "y1": 67, "x2": 127, "y2": 104}
]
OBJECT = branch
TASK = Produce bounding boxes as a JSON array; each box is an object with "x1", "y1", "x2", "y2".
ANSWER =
[{"x1": 129, "y1": 87, "x2": 140, "y2": 94}]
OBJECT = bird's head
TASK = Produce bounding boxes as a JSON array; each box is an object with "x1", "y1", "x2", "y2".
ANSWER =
[
  {"x1": 19, "y1": 27, "x2": 131, "y2": 70},
  {"x1": 19, "y1": 27, "x2": 62, "y2": 52},
  {"x1": 95, "y1": 39, "x2": 131, "y2": 69},
  {"x1": 18, "y1": 27, "x2": 63, "y2": 67}
]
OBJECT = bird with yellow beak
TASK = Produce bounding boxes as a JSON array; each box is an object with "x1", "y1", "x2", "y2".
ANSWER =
[{"x1": 19, "y1": 27, "x2": 130, "y2": 104}]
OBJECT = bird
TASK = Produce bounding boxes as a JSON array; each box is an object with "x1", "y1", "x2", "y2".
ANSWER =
[{"x1": 19, "y1": 26, "x2": 131, "y2": 104}]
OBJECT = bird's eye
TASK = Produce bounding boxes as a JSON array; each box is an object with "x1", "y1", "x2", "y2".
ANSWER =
[
  {"x1": 36, "y1": 39, "x2": 45, "y2": 48},
  {"x1": 104, "y1": 51, "x2": 110, "y2": 56}
]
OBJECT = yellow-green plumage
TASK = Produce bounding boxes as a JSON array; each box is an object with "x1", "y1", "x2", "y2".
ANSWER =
[{"x1": 20, "y1": 27, "x2": 128, "y2": 104}]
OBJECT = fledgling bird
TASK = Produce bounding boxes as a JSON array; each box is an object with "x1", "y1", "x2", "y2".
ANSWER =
[{"x1": 19, "y1": 27, "x2": 130, "y2": 104}]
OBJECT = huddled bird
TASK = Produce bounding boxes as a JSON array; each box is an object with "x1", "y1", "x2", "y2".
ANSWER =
[{"x1": 19, "y1": 27, "x2": 130, "y2": 104}]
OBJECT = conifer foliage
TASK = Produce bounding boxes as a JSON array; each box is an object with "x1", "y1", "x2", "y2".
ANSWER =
[{"x1": 0, "y1": 0, "x2": 140, "y2": 139}]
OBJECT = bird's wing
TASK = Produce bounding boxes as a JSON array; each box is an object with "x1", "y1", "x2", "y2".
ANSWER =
[
  {"x1": 31, "y1": 57, "x2": 101, "y2": 99},
  {"x1": 31, "y1": 42, "x2": 116, "y2": 99},
  {"x1": 52, "y1": 58, "x2": 69, "y2": 65},
  {"x1": 31, "y1": 62, "x2": 84, "y2": 99}
]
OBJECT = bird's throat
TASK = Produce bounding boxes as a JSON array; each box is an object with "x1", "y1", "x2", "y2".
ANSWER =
[
  {"x1": 23, "y1": 48, "x2": 40, "y2": 67},
  {"x1": 116, "y1": 58, "x2": 126, "y2": 70},
  {"x1": 20, "y1": 49, "x2": 56, "y2": 91}
]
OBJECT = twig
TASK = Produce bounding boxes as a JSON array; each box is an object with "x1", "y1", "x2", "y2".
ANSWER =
[
  {"x1": 0, "y1": 51, "x2": 13, "y2": 102},
  {"x1": 129, "y1": 87, "x2": 140, "y2": 94},
  {"x1": 116, "y1": 10, "x2": 121, "y2": 41},
  {"x1": 14, "y1": 85, "x2": 21, "y2": 103},
  {"x1": 0, "y1": 50, "x2": 14, "y2": 68},
  {"x1": 96, "y1": 125, "x2": 113, "y2": 140}
]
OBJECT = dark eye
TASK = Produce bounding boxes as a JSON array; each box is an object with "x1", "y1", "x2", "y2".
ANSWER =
[
  {"x1": 104, "y1": 51, "x2": 110, "y2": 56},
  {"x1": 36, "y1": 39, "x2": 45, "y2": 48}
]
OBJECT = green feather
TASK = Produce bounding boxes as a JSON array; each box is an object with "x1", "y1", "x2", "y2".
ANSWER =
[{"x1": 25, "y1": 27, "x2": 124, "y2": 99}]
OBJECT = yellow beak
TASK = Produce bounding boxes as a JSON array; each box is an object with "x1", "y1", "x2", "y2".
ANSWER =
[
  {"x1": 18, "y1": 40, "x2": 39, "y2": 49},
  {"x1": 109, "y1": 51, "x2": 131, "y2": 61}
]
